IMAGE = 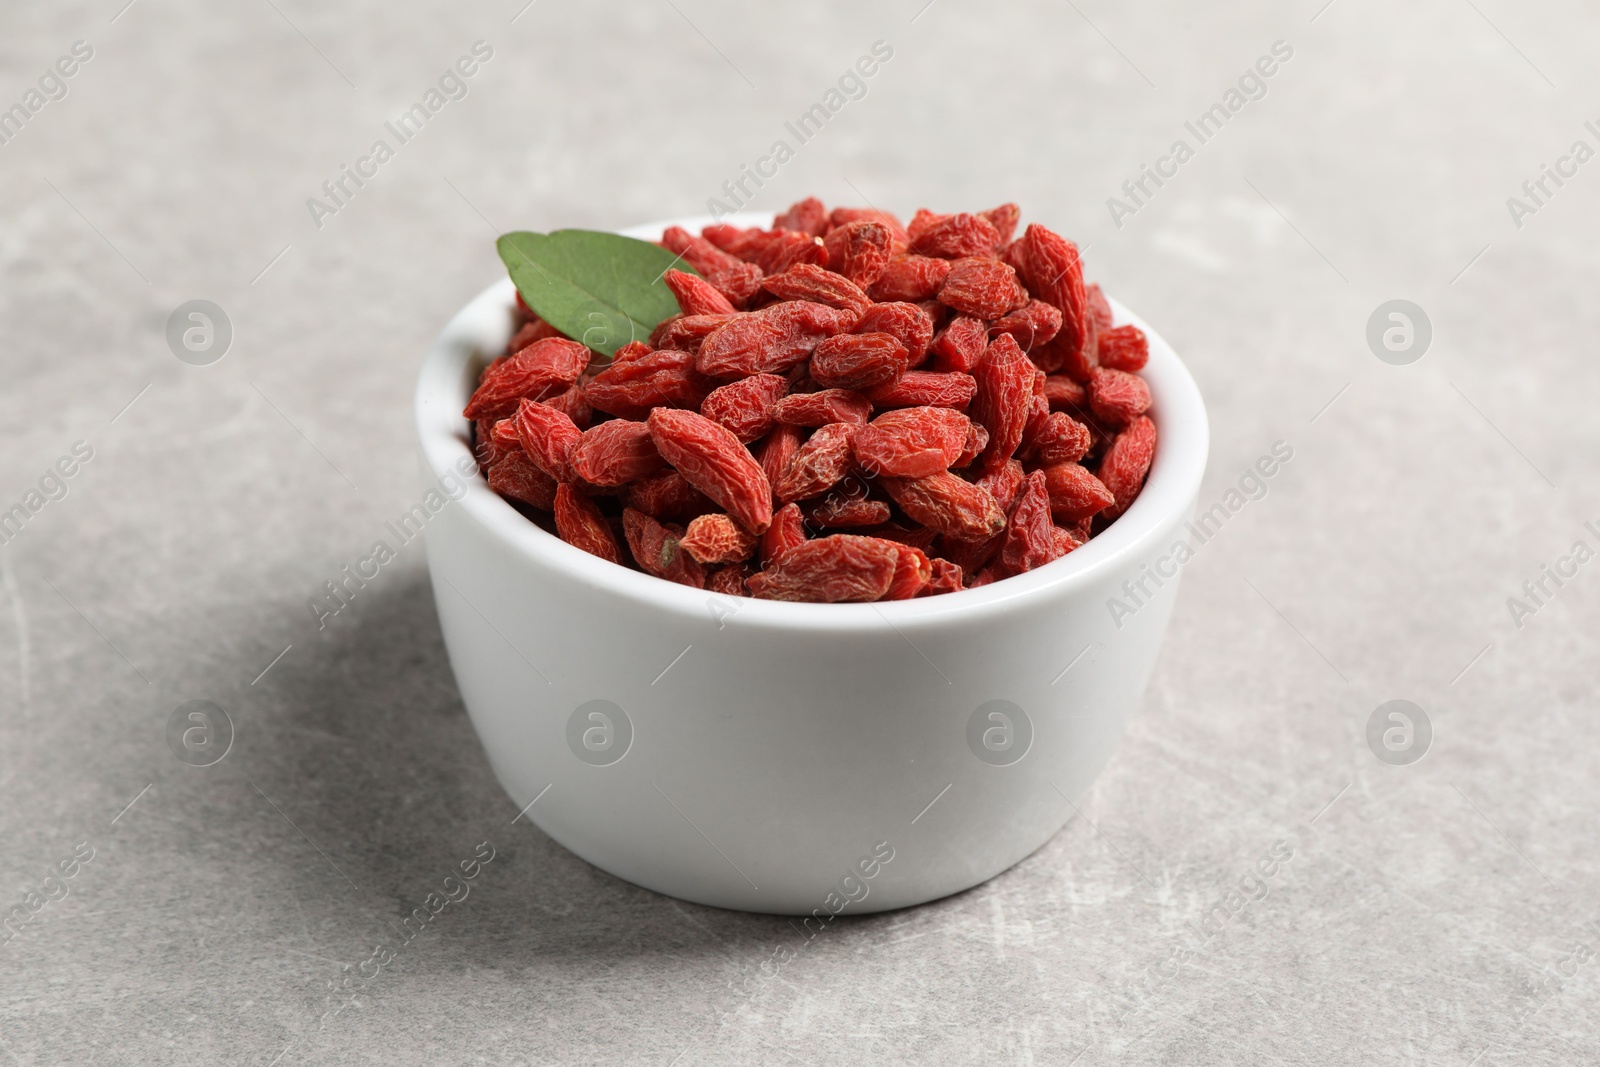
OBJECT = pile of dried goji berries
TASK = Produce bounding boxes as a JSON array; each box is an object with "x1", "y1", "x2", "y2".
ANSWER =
[{"x1": 466, "y1": 198, "x2": 1157, "y2": 602}]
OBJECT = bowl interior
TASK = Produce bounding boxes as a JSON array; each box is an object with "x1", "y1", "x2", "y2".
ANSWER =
[{"x1": 415, "y1": 213, "x2": 1209, "y2": 632}]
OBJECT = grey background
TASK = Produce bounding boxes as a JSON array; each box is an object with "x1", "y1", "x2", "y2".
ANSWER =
[{"x1": 2, "y1": 0, "x2": 1597, "y2": 1063}]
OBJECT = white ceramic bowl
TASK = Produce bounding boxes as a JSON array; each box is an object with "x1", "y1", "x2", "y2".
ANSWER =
[{"x1": 415, "y1": 214, "x2": 1208, "y2": 915}]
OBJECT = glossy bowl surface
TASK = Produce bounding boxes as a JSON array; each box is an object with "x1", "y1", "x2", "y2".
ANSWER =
[{"x1": 415, "y1": 214, "x2": 1208, "y2": 913}]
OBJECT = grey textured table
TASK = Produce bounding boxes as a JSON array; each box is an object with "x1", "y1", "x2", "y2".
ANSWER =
[{"x1": 3, "y1": 1, "x2": 1598, "y2": 1063}]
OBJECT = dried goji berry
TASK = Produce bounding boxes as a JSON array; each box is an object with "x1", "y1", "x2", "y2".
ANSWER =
[
  {"x1": 622, "y1": 470, "x2": 713, "y2": 520},
  {"x1": 806, "y1": 495, "x2": 891, "y2": 529},
  {"x1": 868, "y1": 255, "x2": 952, "y2": 302},
  {"x1": 760, "y1": 263, "x2": 872, "y2": 315},
  {"x1": 829, "y1": 207, "x2": 910, "y2": 248},
  {"x1": 747, "y1": 535, "x2": 900, "y2": 602},
  {"x1": 976, "y1": 457, "x2": 1026, "y2": 513},
  {"x1": 1086, "y1": 282, "x2": 1114, "y2": 332},
  {"x1": 755, "y1": 423, "x2": 805, "y2": 498},
  {"x1": 664, "y1": 268, "x2": 737, "y2": 317},
  {"x1": 1025, "y1": 412, "x2": 1092, "y2": 465},
  {"x1": 622, "y1": 507, "x2": 706, "y2": 587},
  {"x1": 1088, "y1": 367, "x2": 1152, "y2": 427},
  {"x1": 761, "y1": 501, "x2": 807, "y2": 565},
  {"x1": 1001, "y1": 236, "x2": 1029, "y2": 278},
  {"x1": 938, "y1": 531, "x2": 1003, "y2": 580},
  {"x1": 853, "y1": 406, "x2": 972, "y2": 478},
  {"x1": 660, "y1": 226, "x2": 764, "y2": 306},
  {"x1": 955, "y1": 421, "x2": 989, "y2": 467},
  {"x1": 773, "y1": 196, "x2": 829, "y2": 237},
  {"x1": 967, "y1": 562, "x2": 1005, "y2": 588},
  {"x1": 1097, "y1": 323, "x2": 1148, "y2": 372},
  {"x1": 513, "y1": 397, "x2": 582, "y2": 481},
  {"x1": 464, "y1": 338, "x2": 590, "y2": 420},
  {"x1": 554, "y1": 483, "x2": 623, "y2": 564},
  {"x1": 852, "y1": 302, "x2": 934, "y2": 365},
  {"x1": 918, "y1": 298, "x2": 949, "y2": 332},
  {"x1": 612, "y1": 339, "x2": 653, "y2": 365},
  {"x1": 1097, "y1": 414, "x2": 1156, "y2": 519},
  {"x1": 507, "y1": 316, "x2": 563, "y2": 355},
  {"x1": 1033, "y1": 331, "x2": 1096, "y2": 380},
  {"x1": 569, "y1": 418, "x2": 666, "y2": 486},
  {"x1": 910, "y1": 212, "x2": 1003, "y2": 259},
  {"x1": 906, "y1": 209, "x2": 951, "y2": 242},
  {"x1": 772, "y1": 389, "x2": 872, "y2": 427},
  {"x1": 700, "y1": 223, "x2": 767, "y2": 258},
  {"x1": 981, "y1": 203, "x2": 1020, "y2": 244},
  {"x1": 706, "y1": 563, "x2": 752, "y2": 597},
  {"x1": 1021, "y1": 393, "x2": 1051, "y2": 455},
  {"x1": 647, "y1": 408, "x2": 774, "y2": 533},
  {"x1": 929, "y1": 315, "x2": 989, "y2": 373},
  {"x1": 884, "y1": 542, "x2": 933, "y2": 599},
  {"x1": 1053, "y1": 526, "x2": 1084, "y2": 556},
  {"x1": 990, "y1": 299, "x2": 1063, "y2": 352},
  {"x1": 821, "y1": 220, "x2": 891, "y2": 288},
  {"x1": 1015, "y1": 223, "x2": 1089, "y2": 368},
  {"x1": 754, "y1": 230, "x2": 827, "y2": 275},
  {"x1": 1043, "y1": 374, "x2": 1089, "y2": 412},
  {"x1": 700, "y1": 373, "x2": 788, "y2": 443},
  {"x1": 651, "y1": 313, "x2": 738, "y2": 354},
  {"x1": 773, "y1": 422, "x2": 857, "y2": 502},
  {"x1": 971, "y1": 333, "x2": 1032, "y2": 471},
  {"x1": 488, "y1": 417, "x2": 520, "y2": 461},
  {"x1": 1041, "y1": 462, "x2": 1115, "y2": 523},
  {"x1": 474, "y1": 421, "x2": 501, "y2": 470},
  {"x1": 937, "y1": 257, "x2": 1027, "y2": 320},
  {"x1": 997, "y1": 470, "x2": 1065, "y2": 577},
  {"x1": 544, "y1": 383, "x2": 592, "y2": 429},
  {"x1": 585, "y1": 348, "x2": 714, "y2": 419},
  {"x1": 864, "y1": 371, "x2": 976, "y2": 411},
  {"x1": 696, "y1": 301, "x2": 858, "y2": 378},
  {"x1": 854, "y1": 528, "x2": 936, "y2": 560},
  {"x1": 920, "y1": 557, "x2": 964, "y2": 595},
  {"x1": 680, "y1": 512, "x2": 759, "y2": 564},
  {"x1": 881, "y1": 472, "x2": 1006, "y2": 540},
  {"x1": 809, "y1": 332, "x2": 909, "y2": 390},
  {"x1": 488, "y1": 451, "x2": 558, "y2": 511}
]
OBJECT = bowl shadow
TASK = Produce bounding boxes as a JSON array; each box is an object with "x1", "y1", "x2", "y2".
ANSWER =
[{"x1": 240, "y1": 564, "x2": 931, "y2": 977}]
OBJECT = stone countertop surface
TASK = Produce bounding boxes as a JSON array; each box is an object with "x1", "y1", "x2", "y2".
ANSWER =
[{"x1": 2, "y1": 1, "x2": 1598, "y2": 1063}]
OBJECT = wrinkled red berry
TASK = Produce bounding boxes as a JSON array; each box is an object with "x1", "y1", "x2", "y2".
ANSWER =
[
  {"x1": 747, "y1": 535, "x2": 900, "y2": 602},
  {"x1": 664, "y1": 268, "x2": 737, "y2": 317},
  {"x1": 772, "y1": 389, "x2": 872, "y2": 427},
  {"x1": 569, "y1": 419, "x2": 666, "y2": 487},
  {"x1": 680, "y1": 512, "x2": 759, "y2": 564},
  {"x1": 864, "y1": 371, "x2": 976, "y2": 411},
  {"x1": 937, "y1": 257, "x2": 1027, "y2": 320},
  {"x1": 1097, "y1": 324, "x2": 1149, "y2": 372},
  {"x1": 853, "y1": 406, "x2": 973, "y2": 478},
  {"x1": 697, "y1": 301, "x2": 858, "y2": 377},
  {"x1": 555, "y1": 483, "x2": 622, "y2": 563},
  {"x1": 852, "y1": 301, "x2": 934, "y2": 365},
  {"x1": 821, "y1": 220, "x2": 892, "y2": 288},
  {"x1": 700, "y1": 373, "x2": 788, "y2": 443},
  {"x1": 647, "y1": 408, "x2": 774, "y2": 534},
  {"x1": 774, "y1": 423, "x2": 857, "y2": 503},
  {"x1": 1098, "y1": 415, "x2": 1156, "y2": 520},
  {"x1": 809, "y1": 332, "x2": 909, "y2": 390},
  {"x1": 868, "y1": 255, "x2": 952, "y2": 302},
  {"x1": 464, "y1": 338, "x2": 590, "y2": 420}
]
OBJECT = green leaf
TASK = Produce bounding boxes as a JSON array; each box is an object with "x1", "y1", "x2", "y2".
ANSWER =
[{"x1": 496, "y1": 229, "x2": 693, "y2": 358}]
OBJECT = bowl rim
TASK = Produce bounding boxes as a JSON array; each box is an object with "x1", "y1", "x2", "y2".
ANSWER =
[{"x1": 416, "y1": 212, "x2": 1209, "y2": 634}]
